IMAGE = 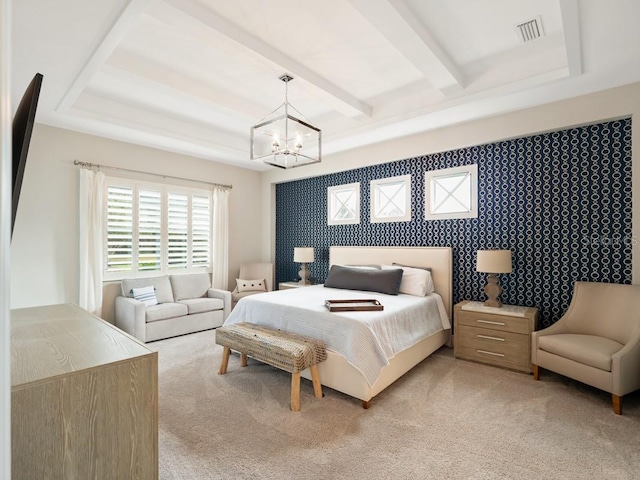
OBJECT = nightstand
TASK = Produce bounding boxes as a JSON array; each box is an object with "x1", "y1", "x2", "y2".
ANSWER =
[
  {"x1": 278, "y1": 282, "x2": 314, "y2": 290},
  {"x1": 454, "y1": 300, "x2": 538, "y2": 373}
]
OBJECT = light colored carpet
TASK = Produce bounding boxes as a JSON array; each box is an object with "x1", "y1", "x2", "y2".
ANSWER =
[{"x1": 153, "y1": 330, "x2": 640, "y2": 480}]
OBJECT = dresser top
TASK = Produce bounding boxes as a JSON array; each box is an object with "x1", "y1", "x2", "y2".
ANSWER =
[
  {"x1": 458, "y1": 301, "x2": 536, "y2": 317},
  {"x1": 11, "y1": 303, "x2": 154, "y2": 387}
]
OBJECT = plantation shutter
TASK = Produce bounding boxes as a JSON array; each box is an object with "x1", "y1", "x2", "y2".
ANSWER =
[
  {"x1": 138, "y1": 190, "x2": 162, "y2": 271},
  {"x1": 104, "y1": 179, "x2": 214, "y2": 279},
  {"x1": 106, "y1": 186, "x2": 133, "y2": 272},
  {"x1": 167, "y1": 193, "x2": 188, "y2": 269},
  {"x1": 192, "y1": 195, "x2": 210, "y2": 267}
]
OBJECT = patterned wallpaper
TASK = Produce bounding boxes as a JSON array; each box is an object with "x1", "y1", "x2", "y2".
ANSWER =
[{"x1": 275, "y1": 119, "x2": 632, "y2": 327}]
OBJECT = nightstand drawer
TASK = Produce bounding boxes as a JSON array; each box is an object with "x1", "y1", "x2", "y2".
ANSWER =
[
  {"x1": 456, "y1": 325, "x2": 529, "y2": 353},
  {"x1": 455, "y1": 344, "x2": 530, "y2": 371},
  {"x1": 456, "y1": 326, "x2": 530, "y2": 371},
  {"x1": 456, "y1": 310, "x2": 529, "y2": 335}
]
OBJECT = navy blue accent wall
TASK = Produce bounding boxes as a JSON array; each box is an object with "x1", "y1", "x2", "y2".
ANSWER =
[{"x1": 275, "y1": 119, "x2": 632, "y2": 327}]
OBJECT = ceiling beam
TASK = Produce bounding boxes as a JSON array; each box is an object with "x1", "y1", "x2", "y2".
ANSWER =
[
  {"x1": 69, "y1": 92, "x2": 248, "y2": 156},
  {"x1": 106, "y1": 49, "x2": 265, "y2": 120},
  {"x1": 559, "y1": 0, "x2": 582, "y2": 77},
  {"x1": 347, "y1": 0, "x2": 464, "y2": 95},
  {"x1": 57, "y1": 0, "x2": 152, "y2": 112},
  {"x1": 161, "y1": 0, "x2": 372, "y2": 118}
]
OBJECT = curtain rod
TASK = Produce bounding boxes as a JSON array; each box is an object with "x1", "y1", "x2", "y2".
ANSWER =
[{"x1": 73, "y1": 160, "x2": 233, "y2": 190}]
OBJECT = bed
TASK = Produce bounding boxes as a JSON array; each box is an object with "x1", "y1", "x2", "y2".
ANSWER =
[{"x1": 224, "y1": 246, "x2": 452, "y2": 408}]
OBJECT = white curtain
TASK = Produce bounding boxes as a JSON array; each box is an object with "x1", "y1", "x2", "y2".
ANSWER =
[
  {"x1": 211, "y1": 188, "x2": 229, "y2": 290},
  {"x1": 79, "y1": 169, "x2": 105, "y2": 315}
]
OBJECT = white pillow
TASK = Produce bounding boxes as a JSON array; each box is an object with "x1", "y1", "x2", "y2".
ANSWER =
[
  {"x1": 131, "y1": 285, "x2": 158, "y2": 306},
  {"x1": 335, "y1": 264, "x2": 381, "y2": 270},
  {"x1": 381, "y1": 265, "x2": 434, "y2": 296},
  {"x1": 236, "y1": 278, "x2": 267, "y2": 293}
]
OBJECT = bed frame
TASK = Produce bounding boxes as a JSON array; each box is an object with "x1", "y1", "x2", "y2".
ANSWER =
[{"x1": 299, "y1": 246, "x2": 453, "y2": 408}]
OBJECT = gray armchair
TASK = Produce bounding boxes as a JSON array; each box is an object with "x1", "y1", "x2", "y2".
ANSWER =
[{"x1": 532, "y1": 281, "x2": 640, "y2": 414}]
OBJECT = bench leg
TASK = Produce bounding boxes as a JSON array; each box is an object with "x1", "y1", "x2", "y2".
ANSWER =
[
  {"x1": 240, "y1": 353, "x2": 248, "y2": 367},
  {"x1": 291, "y1": 373, "x2": 301, "y2": 412},
  {"x1": 219, "y1": 346, "x2": 230, "y2": 374},
  {"x1": 310, "y1": 364, "x2": 323, "y2": 399},
  {"x1": 362, "y1": 400, "x2": 371, "y2": 409}
]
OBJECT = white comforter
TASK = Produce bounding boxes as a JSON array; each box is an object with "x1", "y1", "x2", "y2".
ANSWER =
[{"x1": 223, "y1": 285, "x2": 450, "y2": 386}]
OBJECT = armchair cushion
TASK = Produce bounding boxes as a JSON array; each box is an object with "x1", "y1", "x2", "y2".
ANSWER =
[
  {"x1": 236, "y1": 278, "x2": 267, "y2": 293},
  {"x1": 232, "y1": 290, "x2": 265, "y2": 304},
  {"x1": 538, "y1": 333, "x2": 624, "y2": 372}
]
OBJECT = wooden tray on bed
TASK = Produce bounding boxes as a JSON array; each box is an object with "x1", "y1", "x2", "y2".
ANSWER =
[{"x1": 324, "y1": 299, "x2": 383, "y2": 312}]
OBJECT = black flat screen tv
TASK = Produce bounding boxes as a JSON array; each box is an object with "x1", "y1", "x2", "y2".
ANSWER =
[{"x1": 11, "y1": 72, "x2": 43, "y2": 239}]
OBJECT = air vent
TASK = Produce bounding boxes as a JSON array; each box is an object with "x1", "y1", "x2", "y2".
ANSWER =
[{"x1": 516, "y1": 16, "x2": 544, "y2": 43}]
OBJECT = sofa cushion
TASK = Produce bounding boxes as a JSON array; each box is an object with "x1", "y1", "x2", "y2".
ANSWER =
[
  {"x1": 178, "y1": 298, "x2": 224, "y2": 314},
  {"x1": 145, "y1": 303, "x2": 189, "y2": 323},
  {"x1": 123, "y1": 276, "x2": 174, "y2": 304},
  {"x1": 538, "y1": 333, "x2": 624, "y2": 372},
  {"x1": 170, "y1": 273, "x2": 211, "y2": 301}
]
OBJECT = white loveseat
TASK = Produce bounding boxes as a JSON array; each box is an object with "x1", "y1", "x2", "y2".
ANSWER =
[{"x1": 115, "y1": 273, "x2": 230, "y2": 342}]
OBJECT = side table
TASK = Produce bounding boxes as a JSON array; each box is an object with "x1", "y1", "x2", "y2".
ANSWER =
[{"x1": 454, "y1": 300, "x2": 538, "y2": 373}]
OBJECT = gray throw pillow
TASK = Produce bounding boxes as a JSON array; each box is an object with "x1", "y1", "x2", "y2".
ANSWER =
[{"x1": 324, "y1": 265, "x2": 403, "y2": 295}]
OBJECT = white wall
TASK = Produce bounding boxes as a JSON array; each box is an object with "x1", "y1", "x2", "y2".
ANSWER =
[
  {"x1": 0, "y1": 0, "x2": 10, "y2": 475},
  {"x1": 10, "y1": 125, "x2": 263, "y2": 321},
  {"x1": 260, "y1": 81, "x2": 640, "y2": 284}
]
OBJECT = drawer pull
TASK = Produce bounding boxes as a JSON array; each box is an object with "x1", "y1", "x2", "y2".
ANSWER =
[
  {"x1": 476, "y1": 319, "x2": 506, "y2": 326},
  {"x1": 477, "y1": 349, "x2": 505, "y2": 357},
  {"x1": 477, "y1": 334, "x2": 505, "y2": 342}
]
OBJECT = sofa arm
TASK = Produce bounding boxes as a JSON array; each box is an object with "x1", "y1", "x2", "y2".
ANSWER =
[
  {"x1": 208, "y1": 288, "x2": 231, "y2": 320},
  {"x1": 115, "y1": 296, "x2": 147, "y2": 342}
]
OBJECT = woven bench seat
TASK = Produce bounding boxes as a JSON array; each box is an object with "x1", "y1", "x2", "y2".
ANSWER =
[{"x1": 215, "y1": 322, "x2": 327, "y2": 411}]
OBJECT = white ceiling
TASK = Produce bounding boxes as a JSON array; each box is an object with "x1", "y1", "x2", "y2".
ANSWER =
[{"x1": 11, "y1": 0, "x2": 640, "y2": 171}]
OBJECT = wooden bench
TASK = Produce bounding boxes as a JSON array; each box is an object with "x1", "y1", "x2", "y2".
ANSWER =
[{"x1": 215, "y1": 322, "x2": 327, "y2": 411}]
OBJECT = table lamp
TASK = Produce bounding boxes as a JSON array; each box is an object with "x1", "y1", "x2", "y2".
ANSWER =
[
  {"x1": 294, "y1": 247, "x2": 314, "y2": 285},
  {"x1": 476, "y1": 249, "x2": 512, "y2": 307}
]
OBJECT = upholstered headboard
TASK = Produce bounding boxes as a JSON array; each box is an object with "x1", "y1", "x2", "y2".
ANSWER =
[{"x1": 329, "y1": 246, "x2": 453, "y2": 320}]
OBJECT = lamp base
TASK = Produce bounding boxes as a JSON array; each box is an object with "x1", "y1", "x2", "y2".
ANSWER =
[
  {"x1": 298, "y1": 263, "x2": 311, "y2": 285},
  {"x1": 483, "y1": 274, "x2": 503, "y2": 308}
]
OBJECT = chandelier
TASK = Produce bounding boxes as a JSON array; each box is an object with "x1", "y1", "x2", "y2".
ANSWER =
[{"x1": 250, "y1": 74, "x2": 321, "y2": 169}]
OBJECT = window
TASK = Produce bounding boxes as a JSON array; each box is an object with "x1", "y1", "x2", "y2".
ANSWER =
[
  {"x1": 370, "y1": 175, "x2": 411, "y2": 223},
  {"x1": 425, "y1": 165, "x2": 478, "y2": 220},
  {"x1": 105, "y1": 179, "x2": 212, "y2": 280},
  {"x1": 327, "y1": 182, "x2": 360, "y2": 225}
]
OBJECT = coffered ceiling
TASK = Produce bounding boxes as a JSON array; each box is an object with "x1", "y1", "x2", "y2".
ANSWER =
[{"x1": 11, "y1": 0, "x2": 640, "y2": 171}]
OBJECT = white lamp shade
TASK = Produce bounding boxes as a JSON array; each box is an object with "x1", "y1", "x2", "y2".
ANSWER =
[
  {"x1": 294, "y1": 247, "x2": 314, "y2": 263},
  {"x1": 476, "y1": 250, "x2": 512, "y2": 274}
]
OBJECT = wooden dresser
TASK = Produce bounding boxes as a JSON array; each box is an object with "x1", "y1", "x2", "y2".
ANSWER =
[
  {"x1": 454, "y1": 300, "x2": 538, "y2": 373},
  {"x1": 11, "y1": 303, "x2": 158, "y2": 480}
]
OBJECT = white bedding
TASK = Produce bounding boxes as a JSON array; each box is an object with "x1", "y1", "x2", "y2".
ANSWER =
[{"x1": 223, "y1": 285, "x2": 450, "y2": 386}]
